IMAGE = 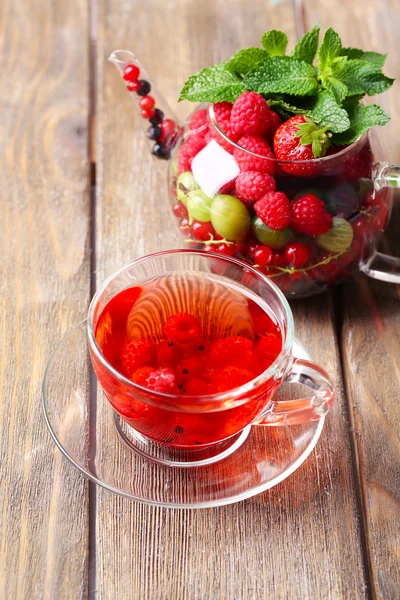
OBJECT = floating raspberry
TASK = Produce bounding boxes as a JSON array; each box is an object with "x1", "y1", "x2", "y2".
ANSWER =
[
  {"x1": 121, "y1": 339, "x2": 156, "y2": 377},
  {"x1": 235, "y1": 171, "x2": 276, "y2": 205},
  {"x1": 178, "y1": 135, "x2": 207, "y2": 173},
  {"x1": 163, "y1": 313, "x2": 202, "y2": 344},
  {"x1": 156, "y1": 341, "x2": 183, "y2": 367},
  {"x1": 208, "y1": 336, "x2": 253, "y2": 369},
  {"x1": 265, "y1": 110, "x2": 282, "y2": 141},
  {"x1": 230, "y1": 92, "x2": 270, "y2": 137},
  {"x1": 210, "y1": 366, "x2": 254, "y2": 393},
  {"x1": 184, "y1": 377, "x2": 208, "y2": 395},
  {"x1": 250, "y1": 335, "x2": 282, "y2": 375},
  {"x1": 189, "y1": 108, "x2": 208, "y2": 133},
  {"x1": 233, "y1": 135, "x2": 275, "y2": 175},
  {"x1": 178, "y1": 355, "x2": 205, "y2": 378},
  {"x1": 210, "y1": 101, "x2": 240, "y2": 153},
  {"x1": 254, "y1": 192, "x2": 291, "y2": 231},
  {"x1": 132, "y1": 366, "x2": 181, "y2": 394},
  {"x1": 291, "y1": 194, "x2": 333, "y2": 236}
]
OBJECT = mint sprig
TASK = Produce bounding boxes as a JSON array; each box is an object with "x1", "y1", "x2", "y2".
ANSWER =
[{"x1": 179, "y1": 25, "x2": 394, "y2": 149}]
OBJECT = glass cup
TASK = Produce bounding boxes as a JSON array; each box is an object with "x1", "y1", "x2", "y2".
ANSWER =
[{"x1": 88, "y1": 250, "x2": 335, "y2": 464}]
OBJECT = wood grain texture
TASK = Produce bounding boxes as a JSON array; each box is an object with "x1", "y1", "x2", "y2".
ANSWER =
[
  {"x1": 301, "y1": 2, "x2": 400, "y2": 598},
  {"x1": 96, "y1": 1, "x2": 366, "y2": 598},
  {"x1": 0, "y1": 0, "x2": 90, "y2": 598}
]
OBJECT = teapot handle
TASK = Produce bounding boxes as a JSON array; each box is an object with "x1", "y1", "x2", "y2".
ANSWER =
[{"x1": 360, "y1": 163, "x2": 400, "y2": 283}]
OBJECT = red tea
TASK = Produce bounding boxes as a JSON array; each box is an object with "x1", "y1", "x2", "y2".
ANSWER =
[{"x1": 92, "y1": 272, "x2": 283, "y2": 447}]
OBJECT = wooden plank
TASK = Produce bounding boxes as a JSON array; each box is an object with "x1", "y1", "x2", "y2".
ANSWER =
[
  {"x1": 95, "y1": 1, "x2": 366, "y2": 597},
  {"x1": 301, "y1": 2, "x2": 400, "y2": 598},
  {"x1": 0, "y1": 0, "x2": 91, "y2": 598}
]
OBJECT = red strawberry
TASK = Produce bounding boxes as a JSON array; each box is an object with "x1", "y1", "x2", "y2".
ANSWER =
[
  {"x1": 235, "y1": 171, "x2": 276, "y2": 205},
  {"x1": 163, "y1": 313, "x2": 202, "y2": 344},
  {"x1": 273, "y1": 115, "x2": 330, "y2": 177},
  {"x1": 233, "y1": 135, "x2": 275, "y2": 175},
  {"x1": 230, "y1": 92, "x2": 270, "y2": 137},
  {"x1": 254, "y1": 191, "x2": 291, "y2": 231},
  {"x1": 121, "y1": 339, "x2": 156, "y2": 377}
]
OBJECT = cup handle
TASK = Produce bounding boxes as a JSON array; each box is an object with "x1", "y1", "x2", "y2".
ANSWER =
[
  {"x1": 360, "y1": 162, "x2": 400, "y2": 283},
  {"x1": 254, "y1": 358, "x2": 335, "y2": 427}
]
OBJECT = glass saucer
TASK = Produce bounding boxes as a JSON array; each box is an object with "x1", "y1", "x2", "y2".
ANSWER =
[{"x1": 42, "y1": 320, "x2": 325, "y2": 508}]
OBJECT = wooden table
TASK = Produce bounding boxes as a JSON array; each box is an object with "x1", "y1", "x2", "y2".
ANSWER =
[{"x1": 1, "y1": 0, "x2": 399, "y2": 597}]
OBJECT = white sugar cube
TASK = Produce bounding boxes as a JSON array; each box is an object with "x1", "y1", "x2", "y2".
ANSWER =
[{"x1": 191, "y1": 140, "x2": 240, "y2": 198}]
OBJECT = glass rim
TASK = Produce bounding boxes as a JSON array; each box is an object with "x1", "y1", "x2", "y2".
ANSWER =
[
  {"x1": 87, "y1": 249, "x2": 295, "y2": 404},
  {"x1": 207, "y1": 103, "x2": 366, "y2": 164}
]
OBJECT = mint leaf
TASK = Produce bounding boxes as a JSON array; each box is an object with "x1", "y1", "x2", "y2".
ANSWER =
[
  {"x1": 360, "y1": 51, "x2": 387, "y2": 68},
  {"x1": 179, "y1": 64, "x2": 245, "y2": 103},
  {"x1": 291, "y1": 24, "x2": 320, "y2": 64},
  {"x1": 244, "y1": 57, "x2": 318, "y2": 96},
  {"x1": 261, "y1": 30, "x2": 288, "y2": 56},
  {"x1": 266, "y1": 98, "x2": 313, "y2": 119},
  {"x1": 318, "y1": 27, "x2": 342, "y2": 72},
  {"x1": 332, "y1": 104, "x2": 390, "y2": 144},
  {"x1": 321, "y1": 76, "x2": 348, "y2": 103},
  {"x1": 310, "y1": 90, "x2": 350, "y2": 133},
  {"x1": 337, "y1": 59, "x2": 394, "y2": 96},
  {"x1": 343, "y1": 95, "x2": 364, "y2": 110},
  {"x1": 227, "y1": 48, "x2": 268, "y2": 75},
  {"x1": 341, "y1": 47, "x2": 363, "y2": 60}
]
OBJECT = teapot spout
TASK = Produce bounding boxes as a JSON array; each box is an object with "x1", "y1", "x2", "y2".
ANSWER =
[{"x1": 108, "y1": 50, "x2": 181, "y2": 160}]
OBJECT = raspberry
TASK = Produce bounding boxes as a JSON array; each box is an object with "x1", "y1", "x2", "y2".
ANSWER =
[
  {"x1": 219, "y1": 179, "x2": 236, "y2": 194},
  {"x1": 233, "y1": 135, "x2": 275, "y2": 175},
  {"x1": 208, "y1": 336, "x2": 253, "y2": 369},
  {"x1": 291, "y1": 194, "x2": 333, "y2": 236},
  {"x1": 178, "y1": 356, "x2": 205, "y2": 378},
  {"x1": 178, "y1": 135, "x2": 207, "y2": 173},
  {"x1": 184, "y1": 377, "x2": 208, "y2": 395},
  {"x1": 189, "y1": 108, "x2": 208, "y2": 133},
  {"x1": 210, "y1": 102, "x2": 239, "y2": 153},
  {"x1": 132, "y1": 366, "x2": 180, "y2": 394},
  {"x1": 249, "y1": 335, "x2": 282, "y2": 375},
  {"x1": 210, "y1": 366, "x2": 254, "y2": 393},
  {"x1": 254, "y1": 192, "x2": 291, "y2": 231},
  {"x1": 265, "y1": 110, "x2": 282, "y2": 141},
  {"x1": 163, "y1": 313, "x2": 202, "y2": 344},
  {"x1": 156, "y1": 341, "x2": 183, "y2": 367},
  {"x1": 235, "y1": 171, "x2": 276, "y2": 205},
  {"x1": 230, "y1": 92, "x2": 270, "y2": 137},
  {"x1": 121, "y1": 339, "x2": 156, "y2": 377}
]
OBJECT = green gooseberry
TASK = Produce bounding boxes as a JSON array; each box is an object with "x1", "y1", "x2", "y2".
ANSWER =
[
  {"x1": 210, "y1": 195, "x2": 251, "y2": 241},
  {"x1": 252, "y1": 216, "x2": 294, "y2": 249}
]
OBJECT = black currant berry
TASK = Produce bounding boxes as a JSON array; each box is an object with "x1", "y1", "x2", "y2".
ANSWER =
[
  {"x1": 137, "y1": 80, "x2": 151, "y2": 96},
  {"x1": 147, "y1": 125, "x2": 161, "y2": 141},
  {"x1": 149, "y1": 109, "x2": 165, "y2": 125}
]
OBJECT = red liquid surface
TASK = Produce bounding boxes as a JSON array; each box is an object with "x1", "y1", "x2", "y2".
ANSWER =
[{"x1": 92, "y1": 273, "x2": 283, "y2": 447}]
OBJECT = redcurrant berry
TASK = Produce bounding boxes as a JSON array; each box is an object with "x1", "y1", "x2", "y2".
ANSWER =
[
  {"x1": 215, "y1": 243, "x2": 235, "y2": 256},
  {"x1": 173, "y1": 202, "x2": 188, "y2": 219},
  {"x1": 192, "y1": 221, "x2": 215, "y2": 241},
  {"x1": 253, "y1": 246, "x2": 273, "y2": 267},
  {"x1": 140, "y1": 96, "x2": 155, "y2": 111},
  {"x1": 127, "y1": 81, "x2": 140, "y2": 92},
  {"x1": 123, "y1": 64, "x2": 140, "y2": 82},
  {"x1": 284, "y1": 242, "x2": 310, "y2": 268}
]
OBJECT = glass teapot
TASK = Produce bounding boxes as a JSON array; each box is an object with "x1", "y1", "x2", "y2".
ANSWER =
[{"x1": 109, "y1": 50, "x2": 400, "y2": 299}]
